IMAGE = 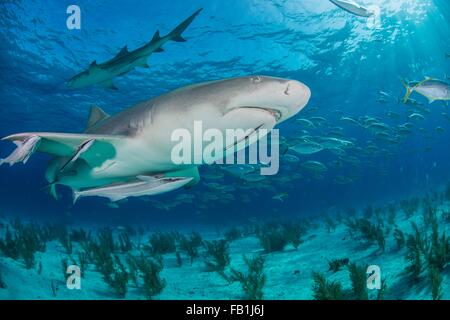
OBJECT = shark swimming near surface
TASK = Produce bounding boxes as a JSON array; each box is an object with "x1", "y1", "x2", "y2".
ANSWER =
[
  {"x1": 67, "y1": 8, "x2": 203, "y2": 90},
  {"x1": 329, "y1": 0, "x2": 374, "y2": 17},
  {"x1": 1, "y1": 76, "x2": 311, "y2": 203}
]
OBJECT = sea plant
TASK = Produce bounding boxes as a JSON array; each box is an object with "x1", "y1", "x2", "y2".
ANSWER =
[
  {"x1": 363, "y1": 205, "x2": 373, "y2": 220},
  {"x1": 90, "y1": 238, "x2": 130, "y2": 297},
  {"x1": 58, "y1": 227, "x2": 72, "y2": 254},
  {"x1": 204, "y1": 239, "x2": 230, "y2": 271},
  {"x1": 387, "y1": 204, "x2": 397, "y2": 225},
  {"x1": 376, "y1": 279, "x2": 388, "y2": 300},
  {"x1": 125, "y1": 254, "x2": 139, "y2": 287},
  {"x1": 176, "y1": 251, "x2": 183, "y2": 267},
  {"x1": 179, "y1": 233, "x2": 201, "y2": 263},
  {"x1": 224, "y1": 227, "x2": 242, "y2": 242},
  {"x1": 393, "y1": 228, "x2": 405, "y2": 250},
  {"x1": 324, "y1": 215, "x2": 338, "y2": 233},
  {"x1": 375, "y1": 226, "x2": 386, "y2": 252},
  {"x1": 149, "y1": 231, "x2": 176, "y2": 254},
  {"x1": 345, "y1": 218, "x2": 385, "y2": 252},
  {"x1": 70, "y1": 228, "x2": 91, "y2": 243},
  {"x1": 445, "y1": 183, "x2": 450, "y2": 201},
  {"x1": 257, "y1": 223, "x2": 289, "y2": 252},
  {"x1": 443, "y1": 210, "x2": 450, "y2": 223},
  {"x1": 348, "y1": 263, "x2": 368, "y2": 300},
  {"x1": 50, "y1": 279, "x2": 58, "y2": 297},
  {"x1": 404, "y1": 222, "x2": 428, "y2": 281},
  {"x1": 421, "y1": 201, "x2": 438, "y2": 227},
  {"x1": 311, "y1": 272, "x2": 344, "y2": 300},
  {"x1": 118, "y1": 231, "x2": 133, "y2": 252},
  {"x1": 128, "y1": 252, "x2": 166, "y2": 299},
  {"x1": 230, "y1": 255, "x2": 266, "y2": 300},
  {"x1": 0, "y1": 221, "x2": 48, "y2": 269},
  {"x1": 37, "y1": 261, "x2": 43, "y2": 275},
  {"x1": 429, "y1": 266, "x2": 443, "y2": 300},
  {"x1": 0, "y1": 266, "x2": 6, "y2": 289},
  {"x1": 328, "y1": 258, "x2": 349, "y2": 273},
  {"x1": 283, "y1": 222, "x2": 305, "y2": 249},
  {"x1": 427, "y1": 220, "x2": 449, "y2": 271},
  {"x1": 107, "y1": 255, "x2": 129, "y2": 298},
  {"x1": 97, "y1": 227, "x2": 116, "y2": 253},
  {"x1": 400, "y1": 198, "x2": 419, "y2": 219},
  {"x1": 61, "y1": 258, "x2": 69, "y2": 282},
  {"x1": 77, "y1": 251, "x2": 89, "y2": 278},
  {"x1": 0, "y1": 226, "x2": 21, "y2": 259}
]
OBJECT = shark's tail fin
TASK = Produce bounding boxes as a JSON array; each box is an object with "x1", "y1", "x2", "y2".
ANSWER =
[
  {"x1": 400, "y1": 78, "x2": 413, "y2": 103},
  {"x1": 167, "y1": 8, "x2": 202, "y2": 42}
]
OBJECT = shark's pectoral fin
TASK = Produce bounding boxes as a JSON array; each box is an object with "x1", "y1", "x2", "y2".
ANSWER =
[
  {"x1": 99, "y1": 79, "x2": 117, "y2": 90},
  {"x1": 2, "y1": 132, "x2": 126, "y2": 169},
  {"x1": 154, "y1": 47, "x2": 164, "y2": 53}
]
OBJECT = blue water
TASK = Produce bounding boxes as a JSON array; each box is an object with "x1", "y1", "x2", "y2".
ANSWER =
[{"x1": 0, "y1": 0, "x2": 449, "y2": 227}]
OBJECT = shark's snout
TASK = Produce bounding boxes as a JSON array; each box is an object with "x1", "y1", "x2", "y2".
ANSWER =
[{"x1": 271, "y1": 79, "x2": 311, "y2": 123}]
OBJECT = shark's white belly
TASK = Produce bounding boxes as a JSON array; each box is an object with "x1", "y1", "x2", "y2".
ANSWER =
[{"x1": 90, "y1": 135, "x2": 179, "y2": 179}]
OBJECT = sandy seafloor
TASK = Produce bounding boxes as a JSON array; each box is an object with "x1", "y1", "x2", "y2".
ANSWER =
[{"x1": 0, "y1": 202, "x2": 448, "y2": 300}]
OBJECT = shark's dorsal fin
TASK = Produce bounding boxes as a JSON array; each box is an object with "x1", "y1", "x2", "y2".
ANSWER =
[
  {"x1": 86, "y1": 105, "x2": 110, "y2": 131},
  {"x1": 89, "y1": 60, "x2": 98, "y2": 69},
  {"x1": 150, "y1": 30, "x2": 161, "y2": 44},
  {"x1": 114, "y1": 46, "x2": 129, "y2": 59}
]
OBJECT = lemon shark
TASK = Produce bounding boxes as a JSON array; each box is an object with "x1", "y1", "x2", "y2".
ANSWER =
[
  {"x1": 1, "y1": 76, "x2": 311, "y2": 202},
  {"x1": 67, "y1": 8, "x2": 202, "y2": 90}
]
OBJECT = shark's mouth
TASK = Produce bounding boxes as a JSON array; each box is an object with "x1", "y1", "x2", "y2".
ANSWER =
[{"x1": 226, "y1": 106, "x2": 283, "y2": 122}]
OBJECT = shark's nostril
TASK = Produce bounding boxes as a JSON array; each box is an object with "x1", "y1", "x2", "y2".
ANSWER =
[{"x1": 284, "y1": 84, "x2": 290, "y2": 95}]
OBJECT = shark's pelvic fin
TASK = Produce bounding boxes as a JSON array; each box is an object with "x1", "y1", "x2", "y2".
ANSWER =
[
  {"x1": 135, "y1": 57, "x2": 150, "y2": 69},
  {"x1": 99, "y1": 79, "x2": 117, "y2": 90},
  {"x1": 86, "y1": 105, "x2": 110, "y2": 131},
  {"x1": 43, "y1": 182, "x2": 59, "y2": 200}
]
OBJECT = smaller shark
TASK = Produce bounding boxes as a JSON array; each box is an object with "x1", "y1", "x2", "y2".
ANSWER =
[
  {"x1": 67, "y1": 8, "x2": 202, "y2": 90},
  {"x1": 329, "y1": 0, "x2": 374, "y2": 17}
]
